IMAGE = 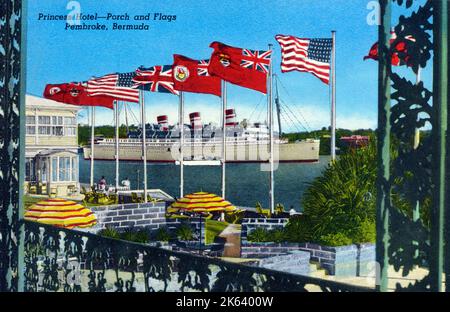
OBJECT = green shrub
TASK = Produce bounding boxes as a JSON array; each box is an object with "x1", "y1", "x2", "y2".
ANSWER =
[
  {"x1": 247, "y1": 227, "x2": 270, "y2": 242},
  {"x1": 155, "y1": 227, "x2": 172, "y2": 242},
  {"x1": 132, "y1": 229, "x2": 150, "y2": 244},
  {"x1": 301, "y1": 141, "x2": 377, "y2": 245},
  {"x1": 120, "y1": 228, "x2": 149, "y2": 244},
  {"x1": 98, "y1": 227, "x2": 120, "y2": 240},
  {"x1": 176, "y1": 224, "x2": 194, "y2": 241},
  {"x1": 270, "y1": 229, "x2": 286, "y2": 243},
  {"x1": 351, "y1": 219, "x2": 376, "y2": 244},
  {"x1": 283, "y1": 215, "x2": 313, "y2": 243},
  {"x1": 319, "y1": 233, "x2": 353, "y2": 247}
]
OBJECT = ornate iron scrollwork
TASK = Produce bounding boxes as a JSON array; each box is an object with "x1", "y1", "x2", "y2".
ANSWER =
[
  {"x1": 0, "y1": 0, "x2": 25, "y2": 292},
  {"x1": 378, "y1": 0, "x2": 448, "y2": 291},
  {"x1": 23, "y1": 221, "x2": 372, "y2": 292}
]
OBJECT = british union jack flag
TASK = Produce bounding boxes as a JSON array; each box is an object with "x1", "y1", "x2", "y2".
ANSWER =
[
  {"x1": 197, "y1": 59, "x2": 210, "y2": 76},
  {"x1": 132, "y1": 65, "x2": 179, "y2": 95},
  {"x1": 240, "y1": 49, "x2": 272, "y2": 73}
]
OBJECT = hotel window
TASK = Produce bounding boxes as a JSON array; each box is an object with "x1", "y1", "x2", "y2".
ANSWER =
[
  {"x1": 52, "y1": 116, "x2": 63, "y2": 125},
  {"x1": 38, "y1": 126, "x2": 51, "y2": 135},
  {"x1": 66, "y1": 127, "x2": 77, "y2": 136},
  {"x1": 52, "y1": 158, "x2": 58, "y2": 182},
  {"x1": 71, "y1": 157, "x2": 78, "y2": 182},
  {"x1": 51, "y1": 116, "x2": 64, "y2": 136},
  {"x1": 26, "y1": 126, "x2": 36, "y2": 135},
  {"x1": 26, "y1": 116, "x2": 35, "y2": 124},
  {"x1": 52, "y1": 126, "x2": 64, "y2": 136},
  {"x1": 64, "y1": 117, "x2": 76, "y2": 125},
  {"x1": 25, "y1": 158, "x2": 35, "y2": 181},
  {"x1": 38, "y1": 116, "x2": 51, "y2": 125},
  {"x1": 38, "y1": 116, "x2": 51, "y2": 135},
  {"x1": 58, "y1": 157, "x2": 71, "y2": 181}
]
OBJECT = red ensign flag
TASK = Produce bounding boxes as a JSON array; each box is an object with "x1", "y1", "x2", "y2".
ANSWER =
[
  {"x1": 208, "y1": 42, "x2": 271, "y2": 94},
  {"x1": 364, "y1": 32, "x2": 415, "y2": 66},
  {"x1": 44, "y1": 82, "x2": 114, "y2": 109},
  {"x1": 172, "y1": 55, "x2": 221, "y2": 97}
]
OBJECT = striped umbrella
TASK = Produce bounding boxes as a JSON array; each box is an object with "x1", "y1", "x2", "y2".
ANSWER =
[
  {"x1": 168, "y1": 192, "x2": 237, "y2": 213},
  {"x1": 25, "y1": 198, "x2": 97, "y2": 229}
]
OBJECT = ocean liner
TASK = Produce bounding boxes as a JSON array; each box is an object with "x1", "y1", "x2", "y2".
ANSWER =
[{"x1": 83, "y1": 108, "x2": 320, "y2": 163}]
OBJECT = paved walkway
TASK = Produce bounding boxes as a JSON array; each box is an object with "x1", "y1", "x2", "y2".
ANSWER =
[
  {"x1": 218, "y1": 224, "x2": 242, "y2": 258},
  {"x1": 312, "y1": 266, "x2": 446, "y2": 291}
]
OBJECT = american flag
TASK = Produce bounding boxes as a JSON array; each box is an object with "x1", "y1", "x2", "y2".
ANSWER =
[
  {"x1": 275, "y1": 34, "x2": 332, "y2": 84},
  {"x1": 87, "y1": 72, "x2": 139, "y2": 103},
  {"x1": 241, "y1": 49, "x2": 272, "y2": 73},
  {"x1": 132, "y1": 65, "x2": 179, "y2": 95},
  {"x1": 198, "y1": 59, "x2": 211, "y2": 76}
]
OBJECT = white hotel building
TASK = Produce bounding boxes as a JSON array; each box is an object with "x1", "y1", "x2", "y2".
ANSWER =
[{"x1": 25, "y1": 95, "x2": 81, "y2": 196}]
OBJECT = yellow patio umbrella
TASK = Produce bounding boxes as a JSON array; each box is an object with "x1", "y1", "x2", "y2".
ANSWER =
[
  {"x1": 24, "y1": 198, "x2": 97, "y2": 229},
  {"x1": 168, "y1": 191, "x2": 237, "y2": 214}
]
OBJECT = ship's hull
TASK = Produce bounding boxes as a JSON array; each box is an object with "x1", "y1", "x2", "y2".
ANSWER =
[{"x1": 83, "y1": 140, "x2": 320, "y2": 163}]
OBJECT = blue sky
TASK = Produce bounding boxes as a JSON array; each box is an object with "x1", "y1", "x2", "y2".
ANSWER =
[{"x1": 26, "y1": 0, "x2": 430, "y2": 131}]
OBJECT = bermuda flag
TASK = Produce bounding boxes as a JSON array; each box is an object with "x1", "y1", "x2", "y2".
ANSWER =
[
  {"x1": 43, "y1": 82, "x2": 114, "y2": 109},
  {"x1": 364, "y1": 31, "x2": 415, "y2": 66},
  {"x1": 87, "y1": 72, "x2": 139, "y2": 103},
  {"x1": 132, "y1": 65, "x2": 179, "y2": 95},
  {"x1": 275, "y1": 34, "x2": 332, "y2": 84},
  {"x1": 172, "y1": 55, "x2": 221, "y2": 97},
  {"x1": 208, "y1": 42, "x2": 271, "y2": 94}
]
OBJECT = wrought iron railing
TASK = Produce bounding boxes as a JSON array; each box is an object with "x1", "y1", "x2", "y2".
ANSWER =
[
  {"x1": 23, "y1": 220, "x2": 371, "y2": 292},
  {"x1": 376, "y1": 0, "x2": 448, "y2": 291}
]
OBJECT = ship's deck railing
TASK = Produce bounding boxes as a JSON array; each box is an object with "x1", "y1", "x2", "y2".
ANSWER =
[{"x1": 95, "y1": 138, "x2": 297, "y2": 146}]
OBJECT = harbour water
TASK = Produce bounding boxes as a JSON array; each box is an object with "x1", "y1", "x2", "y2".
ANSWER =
[{"x1": 79, "y1": 154, "x2": 331, "y2": 212}]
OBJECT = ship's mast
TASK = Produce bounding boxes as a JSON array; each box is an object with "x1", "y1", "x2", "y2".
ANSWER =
[
  {"x1": 274, "y1": 75, "x2": 282, "y2": 138},
  {"x1": 124, "y1": 101, "x2": 130, "y2": 135}
]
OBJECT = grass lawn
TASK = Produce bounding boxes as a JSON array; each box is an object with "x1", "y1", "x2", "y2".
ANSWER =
[
  {"x1": 23, "y1": 195, "x2": 46, "y2": 210},
  {"x1": 205, "y1": 219, "x2": 229, "y2": 245}
]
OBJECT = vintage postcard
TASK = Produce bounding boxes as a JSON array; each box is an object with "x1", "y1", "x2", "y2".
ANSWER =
[{"x1": 0, "y1": 0, "x2": 449, "y2": 301}]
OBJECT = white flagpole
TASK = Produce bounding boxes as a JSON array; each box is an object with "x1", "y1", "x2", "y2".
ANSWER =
[
  {"x1": 221, "y1": 81, "x2": 227, "y2": 199},
  {"x1": 115, "y1": 100, "x2": 120, "y2": 190},
  {"x1": 140, "y1": 90, "x2": 148, "y2": 202},
  {"x1": 268, "y1": 43, "x2": 275, "y2": 214},
  {"x1": 90, "y1": 106, "x2": 95, "y2": 188},
  {"x1": 331, "y1": 30, "x2": 337, "y2": 162},
  {"x1": 179, "y1": 92, "x2": 184, "y2": 198}
]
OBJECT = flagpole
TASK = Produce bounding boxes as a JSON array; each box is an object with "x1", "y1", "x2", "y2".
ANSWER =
[
  {"x1": 90, "y1": 106, "x2": 95, "y2": 188},
  {"x1": 268, "y1": 43, "x2": 275, "y2": 214},
  {"x1": 140, "y1": 90, "x2": 148, "y2": 202},
  {"x1": 331, "y1": 30, "x2": 337, "y2": 162},
  {"x1": 115, "y1": 100, "x2": 120, "y2": 190},
  {"x1": 221, "y1": 81, "x2": 227, "y2": 199},
  {"x1": 179, "y1": 92, "x2": 184, "y2": 198}
]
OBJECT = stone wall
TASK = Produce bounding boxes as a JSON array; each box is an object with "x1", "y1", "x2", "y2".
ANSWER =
[
  {"x1": 256, "y1": 251, "x2": 311, "y2": 276},
  {"x1": 357, "y1": 243, "x2": 376, "y2": 276},
  {"x1": 298, "y1": 243, "x2": 358, "y2": 277},
  {"x1": 241, "y1": 218, "x2": 289, "y2": 242},
  {"x1": 242, "y1": 241, "x2": 375, "y2": 277},
  {"x1": 83, "y1": 202, "x2": 168, "y2": 232},
  {"x1": 241, "y1": 242, "x2": 302, "y2": 258},
  {"x1": 166, "y1": 217, "x2": 205, "y2": 239}
]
